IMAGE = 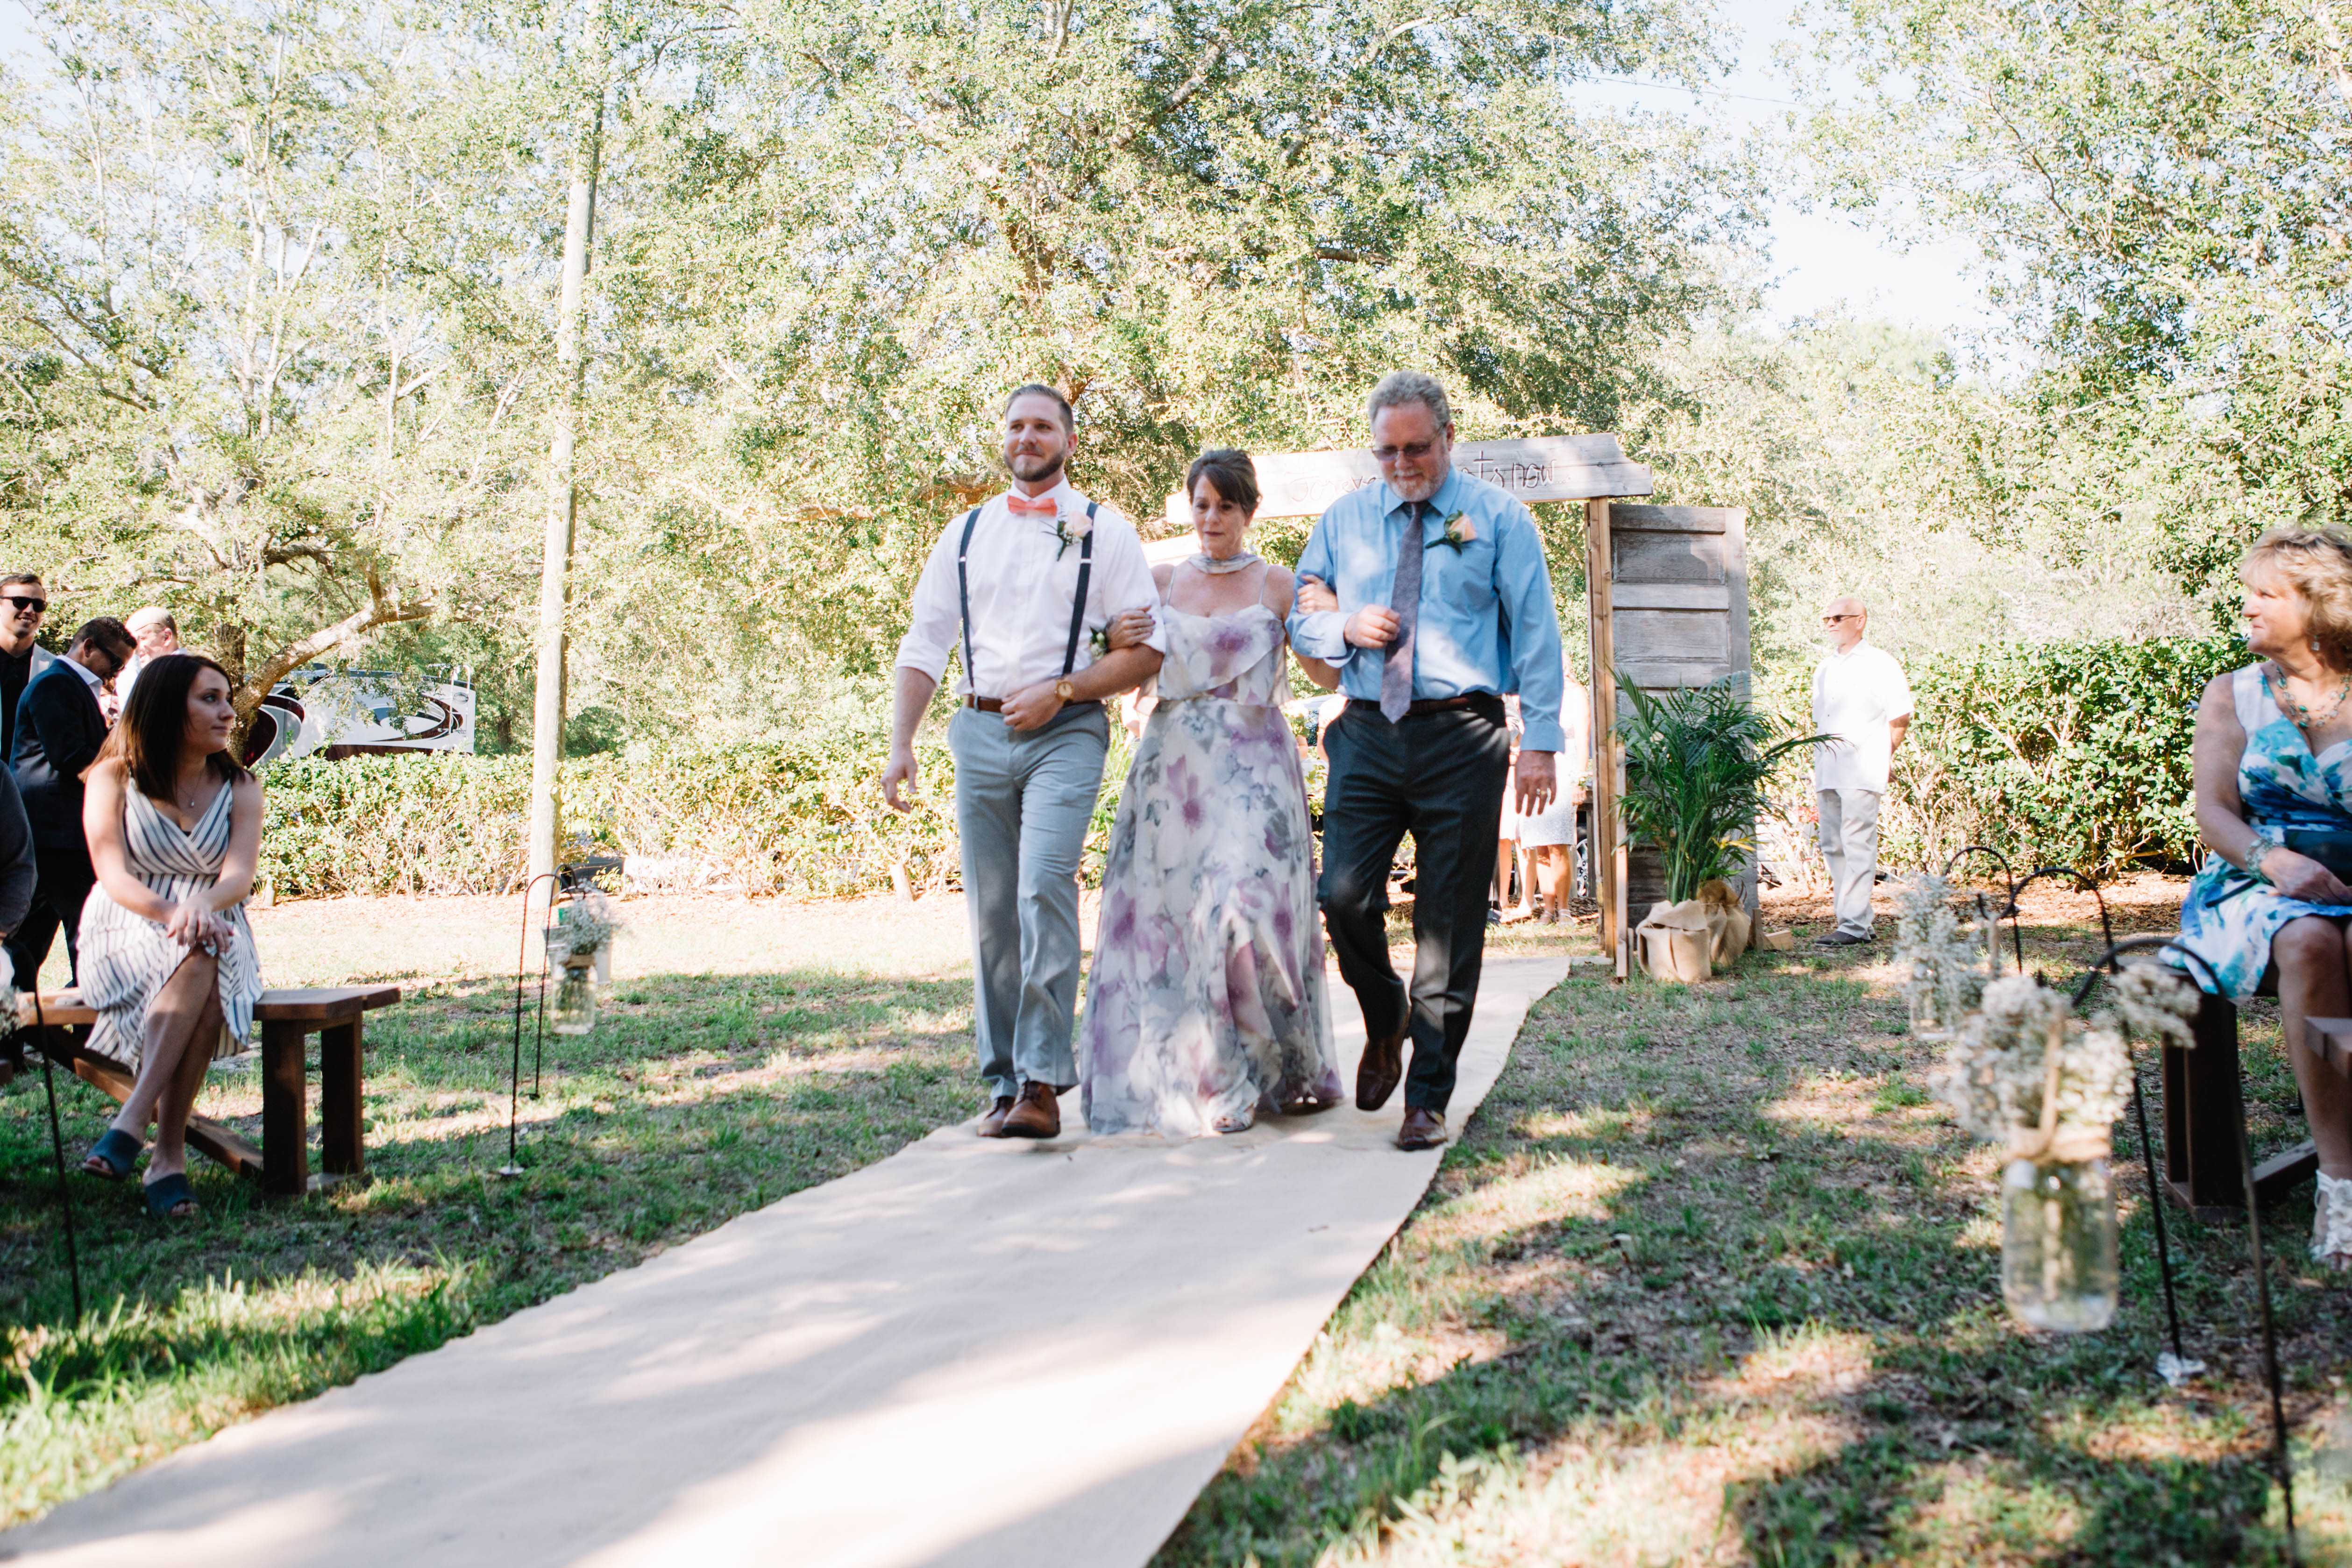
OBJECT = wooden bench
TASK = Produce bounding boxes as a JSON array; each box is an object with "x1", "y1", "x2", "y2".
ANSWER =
[
  {"x1": 10, "y1": 985, "x2": 400, "y2": 1196},
  {"x1": 2166, "y1": 992, "x2": 2328, "y2": 1218}
]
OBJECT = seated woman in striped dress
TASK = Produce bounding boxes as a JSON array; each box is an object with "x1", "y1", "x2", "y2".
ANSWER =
[{"x1": 74, "y1": 653, "x2": 265, "y2": 1219}]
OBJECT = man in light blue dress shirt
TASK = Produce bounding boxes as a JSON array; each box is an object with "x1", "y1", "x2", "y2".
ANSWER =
[{"x1": 1289, "y1": 372, "x2": 1568, "y2": 1151}]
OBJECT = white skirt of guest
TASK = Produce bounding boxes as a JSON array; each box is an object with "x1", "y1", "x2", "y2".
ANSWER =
[
  {"x1": 77, "y1": 784, "x2": 262, "y2": 1070},
  {"x1": 1518, "y1": 794, "x2": 1577, "y2": 848}
]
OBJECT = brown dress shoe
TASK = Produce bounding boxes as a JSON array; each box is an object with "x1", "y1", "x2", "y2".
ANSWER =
[
  {"x1": 976, "y1": 1094, "x2": 1016, "y2": 1138},
  {"x1": 1396, "y1": 1107, "x2": 1447, "y2": 1150},
  {"x1": 999, "y1": 1081, "x2": 1062, "y2": 1139},
  {"x1": 1355, "y1": 1031, "x2": 1406, "y2": 1112}
]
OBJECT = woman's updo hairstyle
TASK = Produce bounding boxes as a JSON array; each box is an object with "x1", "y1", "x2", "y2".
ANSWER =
[
  {"x1": 1186, "y1": 448, "x2": 1260, "y2": 517},
  {"x1": 2244, "y1": 525, "x2": 2352, "y2": 665}
]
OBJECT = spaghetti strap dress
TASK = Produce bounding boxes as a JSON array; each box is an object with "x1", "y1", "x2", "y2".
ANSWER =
[
  {"x1": 77, "y1": 782, "x2": 263, "y2": 1068},
  {"x1": 1079, "y1": 562, "x2": 1342, "y2": 1135},
  {"x1": 2174, "y1": 663, "x2": 2352, "y2": 999}
]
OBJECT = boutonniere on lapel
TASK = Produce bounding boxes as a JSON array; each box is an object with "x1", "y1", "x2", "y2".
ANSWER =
[
  {"x1": 1434, "y1": 511, "x2": 1477, "y2": 553},
  {"x1": 1055, "y1": 510, "x2": 1093, "y2": 561}
]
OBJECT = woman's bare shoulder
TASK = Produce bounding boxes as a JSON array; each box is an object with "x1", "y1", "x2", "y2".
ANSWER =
[
  {"x1": 1151, "y1": 562, "x2": 1177, "y2": 591},
  {"x1": 2201, "y1": 667, "x2": 2249, "y2": 707}
]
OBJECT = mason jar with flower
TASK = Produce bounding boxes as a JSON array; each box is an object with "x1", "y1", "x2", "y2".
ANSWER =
[
  {"x1": 1929, "y1": 966, "x2": 2194, "y2": 1331},
  {"x1": 545, "y1": 892, "x2": 624, "y2": 1036}
]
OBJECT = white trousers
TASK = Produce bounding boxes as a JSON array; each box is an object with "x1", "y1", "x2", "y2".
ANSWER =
[{"x1": 1816, "y1": 788, "x2": 1882, "y2": 938}]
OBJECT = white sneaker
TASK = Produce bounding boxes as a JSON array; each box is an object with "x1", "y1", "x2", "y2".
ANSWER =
[{"x1": 2315, "y1": 1171, "x2": 2352, "y2": 1272}]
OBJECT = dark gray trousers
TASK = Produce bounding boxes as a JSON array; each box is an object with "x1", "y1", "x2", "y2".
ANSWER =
[{"x1": 1316, "y1": 700, "x2": 1512, "y2": 1111}]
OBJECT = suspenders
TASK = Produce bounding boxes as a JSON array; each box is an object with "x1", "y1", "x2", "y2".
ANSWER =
[
  {"x1": 1062, "y1": 504, "x2": 1096, "y2": 676},
  {"x1": 957, "y1": 498, "x2": 1098, "y2": 700}
]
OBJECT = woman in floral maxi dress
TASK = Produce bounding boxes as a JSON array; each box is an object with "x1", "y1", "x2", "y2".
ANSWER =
[{"x1": 1079, "y1": 450, "x2": 1344, "y2": 1135}]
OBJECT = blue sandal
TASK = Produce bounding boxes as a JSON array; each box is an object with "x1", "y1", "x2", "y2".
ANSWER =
[
  {"x1": 142, "y1": 1172, "x2": 199, "y2": 1219},
  {"x1": 80, "y1": 1128, "x2": 143, "y2": 1180}
]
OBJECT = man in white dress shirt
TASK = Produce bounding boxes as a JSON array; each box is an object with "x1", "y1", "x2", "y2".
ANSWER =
[
  {"x1": 883, "y1": 385, "x2": 1163, "y2": 1138},
  {"x1": 116, "y1": 606, "x2": 182, "y2": 706},
  {"x1": 1811, "y1": 595, "x2": 1913, "y2": 946}
]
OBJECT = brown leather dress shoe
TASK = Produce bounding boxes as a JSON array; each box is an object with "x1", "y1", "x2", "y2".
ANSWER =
[
  {"x1": 1355, "y1": 1031, "x2": 1406, "y2": 1112},
  {"x1": 999, "y1": 1081, "x2": 1062, "y2": 1139},
  {"x1": 976, "y1": 1094, "x2": 1016, "y2": 1138},
  {"x1": 1396, "y1": 1107, "x2": 1447, "y2": 1150}
]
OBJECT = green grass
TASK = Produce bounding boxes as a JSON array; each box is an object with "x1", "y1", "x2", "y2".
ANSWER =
[
  {"x1": 0, "y1": 967, "x2": 975, "y2": 1529},
  {"x1": 1154, "y1": 923, "x2": 2352, "y2": 1567}
]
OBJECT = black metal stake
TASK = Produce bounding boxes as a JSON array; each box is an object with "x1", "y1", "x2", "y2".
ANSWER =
[
  {"x1": 2231, "y1": 1078, "x2": 2298, "y2": 1560},
  {"x1": 531, "y1": 922, "x2": 553, "y2": 1100},
  {"x1": 30, "y1": 989, "x2": 82, "y2": 1327},
  {"x1": 501, "y1": 873, "x2": 560, "y2": 1178},
  {"x1": 2095, "y1": 932, "x2": 2299, "y2": 1559},
  {"x1": 2129, "y1": 1051, "x2": 2185, "y2": 1363}
]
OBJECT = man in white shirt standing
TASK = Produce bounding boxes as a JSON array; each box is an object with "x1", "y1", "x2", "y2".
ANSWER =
[
  {"x1": 883, "y1": 385, "x2": 1163, "y2": 1139},
  {"x1": 1811, "y1": 595, "x2": 1913, "y2": 947},
  {"x1": 116, "y1": 606, "x2": 182, "y2": 705}
]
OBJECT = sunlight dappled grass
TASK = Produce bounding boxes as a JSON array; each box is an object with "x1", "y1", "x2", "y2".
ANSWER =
[
  {"x1": 1157, "y1": 911, "x2": 2352, "y2": 1566},
  {"x1": 0, "y1": 966, "x2": 974, "y2": 1529}
]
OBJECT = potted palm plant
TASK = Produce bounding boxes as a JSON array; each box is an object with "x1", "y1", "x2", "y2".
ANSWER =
[{"x1": 1613, "y1": 675, "x2": 1823, "y2": 972}]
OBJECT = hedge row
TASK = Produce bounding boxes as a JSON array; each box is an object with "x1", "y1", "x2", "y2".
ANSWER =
[
  {"x1": 258, "y1": 725, "x2": 1145, "y2": 901},
  {"x1": 1880, "y1": 633, "x2": 2242, "y2": 877},
  {"x1": 258, "y1": 634, "x2": 2238, "y2": 901}
]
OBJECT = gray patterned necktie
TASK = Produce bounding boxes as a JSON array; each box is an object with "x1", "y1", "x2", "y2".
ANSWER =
[{"x1": 1380, "y1": 501, "x2": 1424, "y2": 723}]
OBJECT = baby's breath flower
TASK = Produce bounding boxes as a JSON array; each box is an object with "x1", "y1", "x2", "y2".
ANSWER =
[
  {"x1": 1929, "y1": 964, "x2": 2176, "y2": 1153},
  {"x1": 2097, "y1": 963, "x2": 2197, "y2": 1051},
  {"x1": 1891, "y1": 874, "x2": 1990, "y2": 1030},
  {"x1": 550, "y1": 891, "x2": 625, "y2": 961}
]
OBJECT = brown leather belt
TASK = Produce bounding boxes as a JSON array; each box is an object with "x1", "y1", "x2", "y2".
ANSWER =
[
  {"x1": 1347, "y1": 695, "x2": 1495, "y2": 718},
  {"x1": 966, "y1": 696, "x2": 1102, "y2": 714}
]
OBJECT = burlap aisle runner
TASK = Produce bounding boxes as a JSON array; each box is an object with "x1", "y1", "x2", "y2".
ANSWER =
[{"x1": 4, "y1": 958, "x2": 1570, "y2": 1568}]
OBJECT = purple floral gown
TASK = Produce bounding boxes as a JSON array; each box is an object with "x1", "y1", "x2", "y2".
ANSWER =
[{"x1": 1080, "y1": 575, "x2": 1341, "y2": 1135}]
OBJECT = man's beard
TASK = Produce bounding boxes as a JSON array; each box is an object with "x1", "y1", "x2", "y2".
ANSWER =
[
  {"x1": 1007, "y1": 449, "x2": 1066, "y2": 484},
  {"x1": 1390, "y1": 469, "x2": 1443, "y2": 504}
]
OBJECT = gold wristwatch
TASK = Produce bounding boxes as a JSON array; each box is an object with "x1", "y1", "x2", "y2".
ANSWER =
[{"x1": 1054, "y1": 678, "x2": 1077, "y2": 703}]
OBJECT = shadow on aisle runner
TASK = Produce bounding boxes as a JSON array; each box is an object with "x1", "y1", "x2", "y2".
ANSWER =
[{"x1": 2, "y1": 957, "x2": 1570, "y2": 1568}]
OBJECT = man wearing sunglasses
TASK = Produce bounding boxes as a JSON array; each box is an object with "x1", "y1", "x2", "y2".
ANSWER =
[
  {"x1": 1811, "y1": 596, "x2": 1913, "y2": 947},
  {"x1": 0, "y1": 573, "x2": 57, "y2": 766},
  {"x1": 1287, "y1": 371, "x2": 1568, "y2": 1152}
]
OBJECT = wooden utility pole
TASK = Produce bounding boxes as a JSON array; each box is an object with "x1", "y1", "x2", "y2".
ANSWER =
[{"x1": 526, "y1": 96, "x2": 603, "y2": 915}]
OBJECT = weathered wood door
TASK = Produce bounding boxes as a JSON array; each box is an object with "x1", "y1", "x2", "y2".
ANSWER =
[{"x1": 1586, "y1": 504, "x2": 1753, "y2": 974}]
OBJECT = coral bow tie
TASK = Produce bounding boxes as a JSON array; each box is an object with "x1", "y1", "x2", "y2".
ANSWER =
[{"x1": 1006, "y1": 493, "x2": 1059, "y2": 518}]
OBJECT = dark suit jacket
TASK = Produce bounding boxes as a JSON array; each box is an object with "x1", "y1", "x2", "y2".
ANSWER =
[
  {"x1": 12, "y1": 660, "x2": 105, "y2": 852},
  {"x1": 0, "y1": 766, "x2": 30, "y2": 938}
]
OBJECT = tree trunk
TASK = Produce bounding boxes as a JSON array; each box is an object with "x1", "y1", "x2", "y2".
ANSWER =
[{"x1": 527, "y1": 95, "x2": 604, "y2": 915}]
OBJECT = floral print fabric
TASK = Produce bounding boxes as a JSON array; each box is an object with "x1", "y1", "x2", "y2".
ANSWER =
[
  {"x1": 1079, "y1": 603, "x2": 1341, "y2": 1135},
  {"x1": 2175, "y1": 664, "x2": 2352, "y2": 999}
]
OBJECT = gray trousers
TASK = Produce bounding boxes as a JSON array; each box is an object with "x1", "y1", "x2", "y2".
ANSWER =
[
  {"x1": 950, "y1": 702, "x2": 1110, "y2": 1099},
  {"x1": 1816, "y1": 787, "x2": 1882, "y2": 937}
]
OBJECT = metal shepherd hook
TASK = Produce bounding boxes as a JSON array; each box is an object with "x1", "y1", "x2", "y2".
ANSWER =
[
  {"x1": 501, "y1": 873, "x2": 561, "y2": 1178},
  {"x1": 2074, "y1": 934, "x2": 2296, "y2": 1561},
  {"x1": 28, "y1": 983, "x2": 84, "y2": 1327}
]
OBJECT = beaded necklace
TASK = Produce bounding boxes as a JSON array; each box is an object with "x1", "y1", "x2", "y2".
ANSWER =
[{"x1": 2265, "y1": 660, "x2": 2352, "y2": 732}]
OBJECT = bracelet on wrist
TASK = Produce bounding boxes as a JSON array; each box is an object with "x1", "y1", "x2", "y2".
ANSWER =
[{"x1": 2244, "y1": 826, "x2": 2284, "y2": 883}]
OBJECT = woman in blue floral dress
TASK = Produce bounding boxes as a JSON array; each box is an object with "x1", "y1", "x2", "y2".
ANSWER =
[
  {"x1": 1078, "y1": 450, "x2": 1344, "y2": 1136},
  {"x1": 2180, "y1": 525, "x2": 2352, "y2": 1269}
]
